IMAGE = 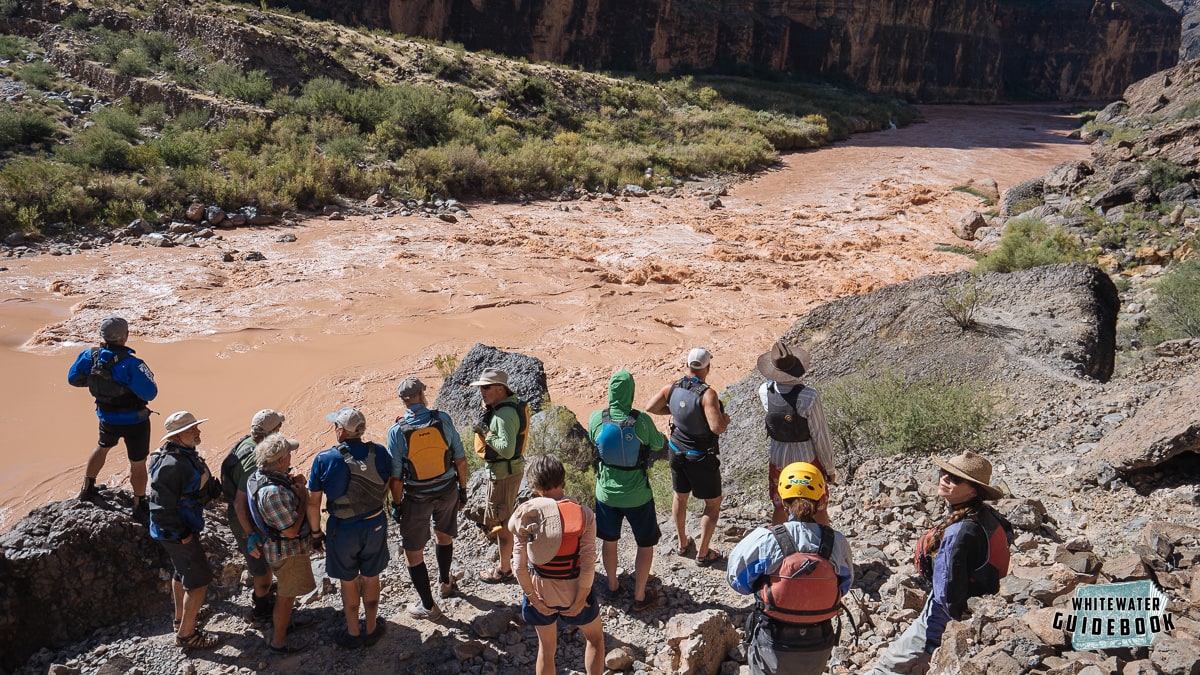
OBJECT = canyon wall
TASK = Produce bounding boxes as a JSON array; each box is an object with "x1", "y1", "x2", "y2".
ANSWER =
[{"x1": 278, "y1": 0, "x2": 1181, "y2": 102}]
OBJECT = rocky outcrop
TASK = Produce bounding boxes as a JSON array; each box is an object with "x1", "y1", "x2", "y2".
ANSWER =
[
  {"x1": 1163, "y1": 0, "x2": 1200, "y2": 60},
  {"x1": 433, "y1": 343, "x2": 549, "y2": 430},
  {"x1": 279, "y1": 0, "x2": 1179, "y2": 102}
]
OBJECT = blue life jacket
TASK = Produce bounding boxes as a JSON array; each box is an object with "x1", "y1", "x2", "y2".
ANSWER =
[{"x1": 595, "y1": 410, "x2": 649, "y2": 470}]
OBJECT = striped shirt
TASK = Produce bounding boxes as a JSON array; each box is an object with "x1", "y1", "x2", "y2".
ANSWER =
[
  {"x1": 257, "y1": 478, "x2": 311, "y2": 564},
  {"x1": 758, "y1": 381, "x2": 835, "y2": 480}
]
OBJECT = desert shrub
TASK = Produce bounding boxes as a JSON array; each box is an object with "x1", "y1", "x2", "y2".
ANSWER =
[
  {"x1": 1140, "y1": 159, "x2": 1190, "y2": 193},
  {"x1": 975, "y1": 217, "x2": 1088, "y2": 273},
  {"x1": 134, "y1": 31, "x2": 176, "y2": 64},
  {"x1": 1145, "y1": 257, "x2": 1200, "y2": 343},
  {"x1": 138, "y1": 102, "x2": 168, "y2": 128},
  {"x1": 62, "y1": 11, "x2": 90, "y2": 29},
  {"x1": 372, "y1": 85, "x2": 459, "y2": 156},
  {"x1": 564, "y1": 465, "x2": 597, "y2": 509},
  {"x1": 151, "y1": 130, "x2": 212, "y2": 168},
  {"x1": 0, "y1": 36, "x2": 23, "y2": 60},
  {"x1": 0, "y1": 0, "x2": 19, "y2": 16},
  {"x1": 825, "y1": 366, "x2": 996, "y2": 458},
  {"x1": 204, "y1": 63, "x2": 273, "y2": 105},
  {"x1": 87, "y1": 26, "x2": 126, "y2": 64},
  {"x1": 0, "y1": 157, "x2": 94, "y2": 228},
  {"x1": 167, "y1": 108, "x2": 211, "y2": 132},
  {"x1": 58, "y1": 126, "x2": 134, "y2": 170},
  {"x1": 93, "y1": 106, "x2": 142, "y2": 142},
  {"x1": 0, "y1": 109, "x2": 57, "y2": 150},
  {"x1": 17, "y1": 61, "x2": 57, "y2": 89},
  {"x1": 940, "y1": 277, "x2": 988, "y2": 330},
  {"x1": 434, "y1": 353, "x2": 459, "y2": 379},
  {"x1": 113, "y1": 48, "x2": 150, "y2": 76}
]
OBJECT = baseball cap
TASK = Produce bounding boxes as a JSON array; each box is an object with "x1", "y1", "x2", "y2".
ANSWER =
[
  {"x1": 326, "y1": 407, "x2": 367, "y2": 436},
  {"x1": 251, "y1": 409, "x2": 285, "y2": 436},
  {"x1": 687, "y1": 347, "x2": 713, "y2": 370},
  {"x1": 396, "y1": 377, "x2": 427, "y2": 400},
  {"x1": 100, "y1": 316, "x2": 128, "y2": 344}
]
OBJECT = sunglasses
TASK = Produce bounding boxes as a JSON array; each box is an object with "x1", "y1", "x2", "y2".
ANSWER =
[{"x1": 939, "y1": 470, "x2": 966, "y2": 486}]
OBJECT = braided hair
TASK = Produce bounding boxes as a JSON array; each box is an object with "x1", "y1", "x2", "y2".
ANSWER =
[{"x1": 925, "y1": 497, "x2": 983, "y2": 561}]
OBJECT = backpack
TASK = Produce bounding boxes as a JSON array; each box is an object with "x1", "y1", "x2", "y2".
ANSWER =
[
  {"x1": 88, "y1": 347, "x2": 144, "y2": 413},
  {"x1": 756, "y1": 524, "x2": 841, "y2": 624},
  {"x1": 532, "y1": 500, "x2": 585, "y2": 580},
  {"x1": 219, "y1": 434, "x2": 254, "y2": 506},
  {"x1": 595, "y1": 410, "x2": 649, "y2": 470},
  {"x1": 247, "y1": 470, "x2": 312, "y2": 556},
  {"x1": 764, "y1": 384, "x2": 812, "y2": 443},
  {"x1": 400, "y1": 416, "x2": 454, "y2": 492},
  {"x1": 914, "y1": 505, "x2": 1014, "y2": 596}
]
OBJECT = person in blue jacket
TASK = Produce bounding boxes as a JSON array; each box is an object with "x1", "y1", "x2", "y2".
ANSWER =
[
  {"x1": 727, "y1": 462, "x2": 853, "y2": 675},
  {"x1": 867, "y1": 451, "x2": 1012, "y2": 675},
  {"x1": 68, "y1": 315, "x2": 158, "y2": 517},
  {"x1": 306, "y1": 407, "x2": 402, "y2": 649},
  {"x1": 148, "y1": 411, "x2": 223, "y2": 652}
]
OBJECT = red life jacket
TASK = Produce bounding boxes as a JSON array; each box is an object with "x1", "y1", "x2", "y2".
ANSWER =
[
  {"x1": 756, "y1": 524, "x2": 841, "y2": 624},
  {"x1": 532, "y1": 500, "x2": 585, "y2": 580},
  {"x1": 914, "y1": 505, "x2": 1013, "y2": 596}
]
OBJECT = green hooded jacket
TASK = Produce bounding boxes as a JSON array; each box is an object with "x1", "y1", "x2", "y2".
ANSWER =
[{"x1": 588, "y1": 370, "x2": 665, "y2": 508}]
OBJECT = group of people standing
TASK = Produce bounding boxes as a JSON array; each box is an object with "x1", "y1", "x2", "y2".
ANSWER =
[{"x1": 69, "y1": 316, "x2": 1013, "y2": 674}]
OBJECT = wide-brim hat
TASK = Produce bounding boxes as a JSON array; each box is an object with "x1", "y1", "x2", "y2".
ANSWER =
[
  {"x1": 511, "y1": 497, "x2": 563, "y2": 565},
  {"x1": 160, "y1": 411, "x2": 207, "y2": 444},
  {"x1": 932, "y1": 451, "x2": 1006, "y2": 500},
  {"x1": 756, "y1": 340, "x2": 811, "y2": 386},
  {"x1": 469, "y1": 367, "x2": 511, "y2": 390}
]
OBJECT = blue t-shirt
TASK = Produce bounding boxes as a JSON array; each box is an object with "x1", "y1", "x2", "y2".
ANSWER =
[{"x1": 308, "y1": 439, "x2": 399, "y2": 526}]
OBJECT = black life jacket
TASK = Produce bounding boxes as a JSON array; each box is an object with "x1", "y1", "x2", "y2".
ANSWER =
[
  {"x1": 149, "y1": 443, "x2": 216, "y2": 511},
  {"x1": 88, "y1": 346, "x2": 145, "y2": 413},
  {"x1": 595, "y1": 410, "x2": 650, "y2": 470},
  {"x1": 668, "y1": 377, "x2": 718, "y2": 454},
  {"x1": 474, "y1": 400, "x2": 529, "y2": 470},
  {"x1": 219, "y1": 434, "x2": 254, "y2": 506},
  {"x1": 914, "y1": 504, "x2": 1014, "y2": 597},
  {"x1": 764, "y1": 383, "x2": 812, "y2": 443},
  {"x1": 247, "y1": 470, "x2": 312, "y2": 557}
]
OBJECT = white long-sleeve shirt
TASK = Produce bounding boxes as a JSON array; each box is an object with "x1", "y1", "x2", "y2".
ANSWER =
[{"x1": 758, "y1": 381, "x2": 835, "y2": 481}]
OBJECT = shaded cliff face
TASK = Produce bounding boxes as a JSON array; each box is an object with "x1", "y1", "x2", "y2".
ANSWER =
[
  {"x1": 278, "y1": 0, "x2": 1179, "y2": 102},
  {"x1": 1162, "y1": 0, "x2": 1200, "y2": 59}
]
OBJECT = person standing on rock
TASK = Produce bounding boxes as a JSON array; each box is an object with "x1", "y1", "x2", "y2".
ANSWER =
[
  {"x1": 588, "y1": 369, "x2": 666, "y2": 611},
  {"x1": 68, "y1": 315, "x2": 158, "y2": 519},
  {"x1": 248, "y1": 433, "x2": 317, "y2": 654},
  {"x1": 387, "y1": 376, "x2": 468, "y2": 622},
  {"x1": 220, "y1": 409, "x2": 286, "y2": 625},
  {"x1": 509, "y1": 454, "x2": 604, "y2": 675},
  {"x1": 866, "y1": 452, "x2": 1013, "y2": 675},
  {"x1": 471, "y1": 367, "x2": 530, "y2": 584},
  {"x1": 756, "y1": 340, "x2": 836, "y2": 526},
  {"x1": 727, "y1": 462, "x2": 853, "y2": 675},
  {"x1": 646, "y1": 347, "x2": 730, "y2": 566},
  {"x1": 306, "y1": 407, "x2": 401, "y2": 649},
  {"x1": 148, "y1": 411, "x2": 223, "y2": 652}
]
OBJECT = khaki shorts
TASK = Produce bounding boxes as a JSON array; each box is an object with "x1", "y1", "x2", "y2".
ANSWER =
[
  {"x1": 484, "y1": 473, "x2": 522, "y2": 529},
  {"x1": 271, "y1": 555, "x2": 316, "y2": 598}
]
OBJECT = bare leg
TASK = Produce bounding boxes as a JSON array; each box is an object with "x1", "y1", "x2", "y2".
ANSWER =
[
  {"x1": 270, "y1": 595, "x2": 296, "y2": 648},
  {"x1": 361, "y1": 575, "x2": 381, "y2": 634},
  {"x1": 633, "y1": 546, "x2": 654, "y2": 601},
  {"x1": 497, "y1": 528, "x2": 514, "y2": 574},
  {"x1": 171, "y1": 578, "x2": 184, "y2": 626},
  {"x1": 130, "y1": 459, "x2": 147, "y2": 498},
  {"x1": 672, "y1": 491, "x2": 690, "y2": 550},
  {"x1": 580, "y1": 614, "x2": 605, "y2": 675},
  {"x1": 534, "y1": 621, "x2": 558, "y2": 675},
  {"x1": 178, "y1": 585, "x2": 208, "y2": 637},
  {"x1": 340, "y1": 577, "x2": 362, "y2": 636},
  {"x1": 697, "y1": 496, "x2": 723, "y2": 558},
  {"x1": 602, "y1": 540, "x2": 619, "y2": 591},
  {"x1": 84, "y1": 444, "x2": 113, "y2": 480}
]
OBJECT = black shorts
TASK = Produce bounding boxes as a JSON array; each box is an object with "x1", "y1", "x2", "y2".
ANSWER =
[
  {"x1": 98, "y1": 419, "x2": 152, "y2": 462},
  {"x1": 670, "y1": 451, "x2": 722, "y2": 500},
  {"x1": 159, "y1": 536, "x2": 214, "y2": 590}
]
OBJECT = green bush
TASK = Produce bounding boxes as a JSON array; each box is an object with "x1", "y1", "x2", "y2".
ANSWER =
[
  {"x1": 114, "y1": 49, "x2": 150, "y2": 77},
  {"x1": 0, "y1": 157, "x2": 94, "y2": 229},
  {"x1": 372, "y1": 85, "x2": 459, "y2": 156},
  {"x1": 0, "y1": 109, "x2": 57, "y2": 150},
  {"x1": 0, "y1": 0, "x2": 19, "y2": 17},
  {"x1": 824, "y1": 366, "x2": 997, "y2": 457},
  {"x1": 0, "y1": 36, "x2": 23, "y2": 60},
  {"x1": 138, "y1": 102, "x2": 168, "y2": 128},
  {"x1": 975, "y1": 217, "x2": 1089, "y2": 273},
  {"x1": 58, "y1": 126, "x2": 134, "y2": 170},
  {"x1": 93, "y1": 106, "x2": 142, "y2": 142},
  {"x1": 204, "y1": 63, "x2": 274, "y2": 105},
  {"x1": 1145, "y1": 257, "x2": 1200, "y2": 343},
  {"x1": 1140, "y1": 159, "x2": 1190, "y2": 193},
  {"x1": 17, "y1": 61, "x2": 57, "y2": 89},
  {"x1": 940, "y1": 277, "x2": 988, "y2": 330}
]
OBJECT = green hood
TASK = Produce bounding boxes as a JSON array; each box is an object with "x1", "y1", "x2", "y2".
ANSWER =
[{"x1": 607, "y1": 370, "x2": 635, "y2": 421}]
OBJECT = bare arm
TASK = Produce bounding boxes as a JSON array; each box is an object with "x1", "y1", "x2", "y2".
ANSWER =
[
  {"x1": 306, "y1": 489, "x2": 323, "y2": 534},
  {"x1": 643, "y1": 383, "x2": 673, "y2": 415},
  {"x1": 702, "y1": 389, "x2": 730, "y2": 435}
]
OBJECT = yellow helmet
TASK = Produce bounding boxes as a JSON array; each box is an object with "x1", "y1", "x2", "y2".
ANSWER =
[{"x1": 778, "y1": 462, "x2": 825, "y2": 501}]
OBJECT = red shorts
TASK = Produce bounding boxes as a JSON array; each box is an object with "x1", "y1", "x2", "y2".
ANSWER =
[{"x1": 769, "y1": 461, "x2": 830, "y2": 513}]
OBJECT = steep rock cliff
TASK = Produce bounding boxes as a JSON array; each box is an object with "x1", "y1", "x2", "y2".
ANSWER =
[
  {"x1": 277, "y1": 0, "x2": 1180, "y2": 102},
  {"x1": 1162, "y1": 0, "x2": 1200, "y2": 59}
]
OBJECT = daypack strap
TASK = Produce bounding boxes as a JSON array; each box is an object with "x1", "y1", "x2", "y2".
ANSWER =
[
  {"x1": 770, "y1": 524, "x2": 798, "y2": 558},
  {"x1": 817, "y1": 525, "x2": 834, "y2": 560}
]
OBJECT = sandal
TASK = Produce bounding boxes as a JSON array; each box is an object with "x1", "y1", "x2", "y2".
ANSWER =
[
  {"x1": 696, "y1": 548, "x2": 723, "y2": 567},
  {"x1": 176, "y1": 629, "x2": 221, "y2": 651},
  {"x1": 172, "y1": 605, "x2": 212, "y2": 632},
  {"x1": 675, "y1": 537, "x2": 695, "y2": 557},
  {"x1": 631, "y1": 588, "x2": 659, "y2": 612},
  {"x1": 479, "y1": 567, "x2": 514, "y2": 584}
]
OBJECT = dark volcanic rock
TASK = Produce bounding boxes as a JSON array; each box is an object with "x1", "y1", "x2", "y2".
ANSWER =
[{"x1": 433, "y1": 344, "x2": 549, "y2": 430}]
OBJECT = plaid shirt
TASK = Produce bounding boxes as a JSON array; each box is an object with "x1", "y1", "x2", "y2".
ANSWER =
[{"x1": 256, "y1": 473, "x2": 312, "y2": 564}]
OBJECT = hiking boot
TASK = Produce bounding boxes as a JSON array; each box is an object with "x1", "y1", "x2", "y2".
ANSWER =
[
  {"x1": 407, "y1": 602, "x2": 443, "y2": 622},
  {"x1": 78, "y1": 479, "x2": 101, "y2": 503},
  {"x1": 438, "y1": 581, "x2": 458, "y2": 599},
  {"x1": 250, "y1": 592, "x2": 274, "y2": 625},
  {"x1": 132, "y1": 499, "x2": 149, "y2": 524}
]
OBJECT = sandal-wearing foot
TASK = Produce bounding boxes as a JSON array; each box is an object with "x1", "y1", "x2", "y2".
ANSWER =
[
  {"x1": 478, "y1": 567, "x2": 514, "y2": 584},
  {"x1": 176, "y1": 629, "x2": 221, "y2": 651},
  {"x1": 333, "y1": 631, "x2": 362, "y2": 649},
  {"x1": 173, "y1": 605, "x2": 212, "y2": 632},
  {"x1": 696, "y1": 548, "x2": 723, "y2": 566},
  {"x1": 676, "y1": 537, "x2": 695, "y2": 557},
  {"x1": 266, "y1": 635, "x2": 309, "y2": 654},
  {"x1": 597, "y1": 583, "x2": 624, "y2": 601},
  {"x1": 631, "y1": 588, "x2": 659, "y2": 612},
  {"x1": 362, "y1": 620, "x2": 387, "y2": 647}
]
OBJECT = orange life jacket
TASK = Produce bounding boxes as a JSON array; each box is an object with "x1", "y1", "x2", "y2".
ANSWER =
[{"x1": 532, "y1": 499, "x2": 585, "y2": 580}]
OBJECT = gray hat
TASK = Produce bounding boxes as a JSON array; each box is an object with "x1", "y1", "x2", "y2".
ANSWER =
[
  {"x1": 396, "y1": 377, "x2": 427, "y2": 400},
  {"x1": 100, "y1": 316, "x2": 128, "y2": 344},
  {"x1": 255, "y1": 433, "x2": 299, "y2": 469},
  {"x1": 160, "y1": 411, "x2": 207, "y2": 444},
  {"x1": 251, "y1": 409, "x2": 285, "y2": 436},
  {"x1": 756, "y1": 340, "x2": 811, "y2": 386},
  {"x1": 326, "y1": 407, "x2": 366, "y2": 436},
  {"x1": 469, "y1": 367, "x2": 510, "y2": 388}
]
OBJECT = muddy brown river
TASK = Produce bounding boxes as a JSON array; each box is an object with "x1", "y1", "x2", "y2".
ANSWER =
[{"x1": 0, "y1": 105, "x2": 1090, "y2": 529}]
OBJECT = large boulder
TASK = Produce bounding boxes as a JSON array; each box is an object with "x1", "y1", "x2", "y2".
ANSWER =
[
  {"x1": 434, "y1": 344, "x2": 549, "y2": 430},
  {"x1": 1081, "y1": 362, "x2": 1200, "y2": 481},
  {"x1": 661, "y1": 609, "x2": 739, "y2": 675}
]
